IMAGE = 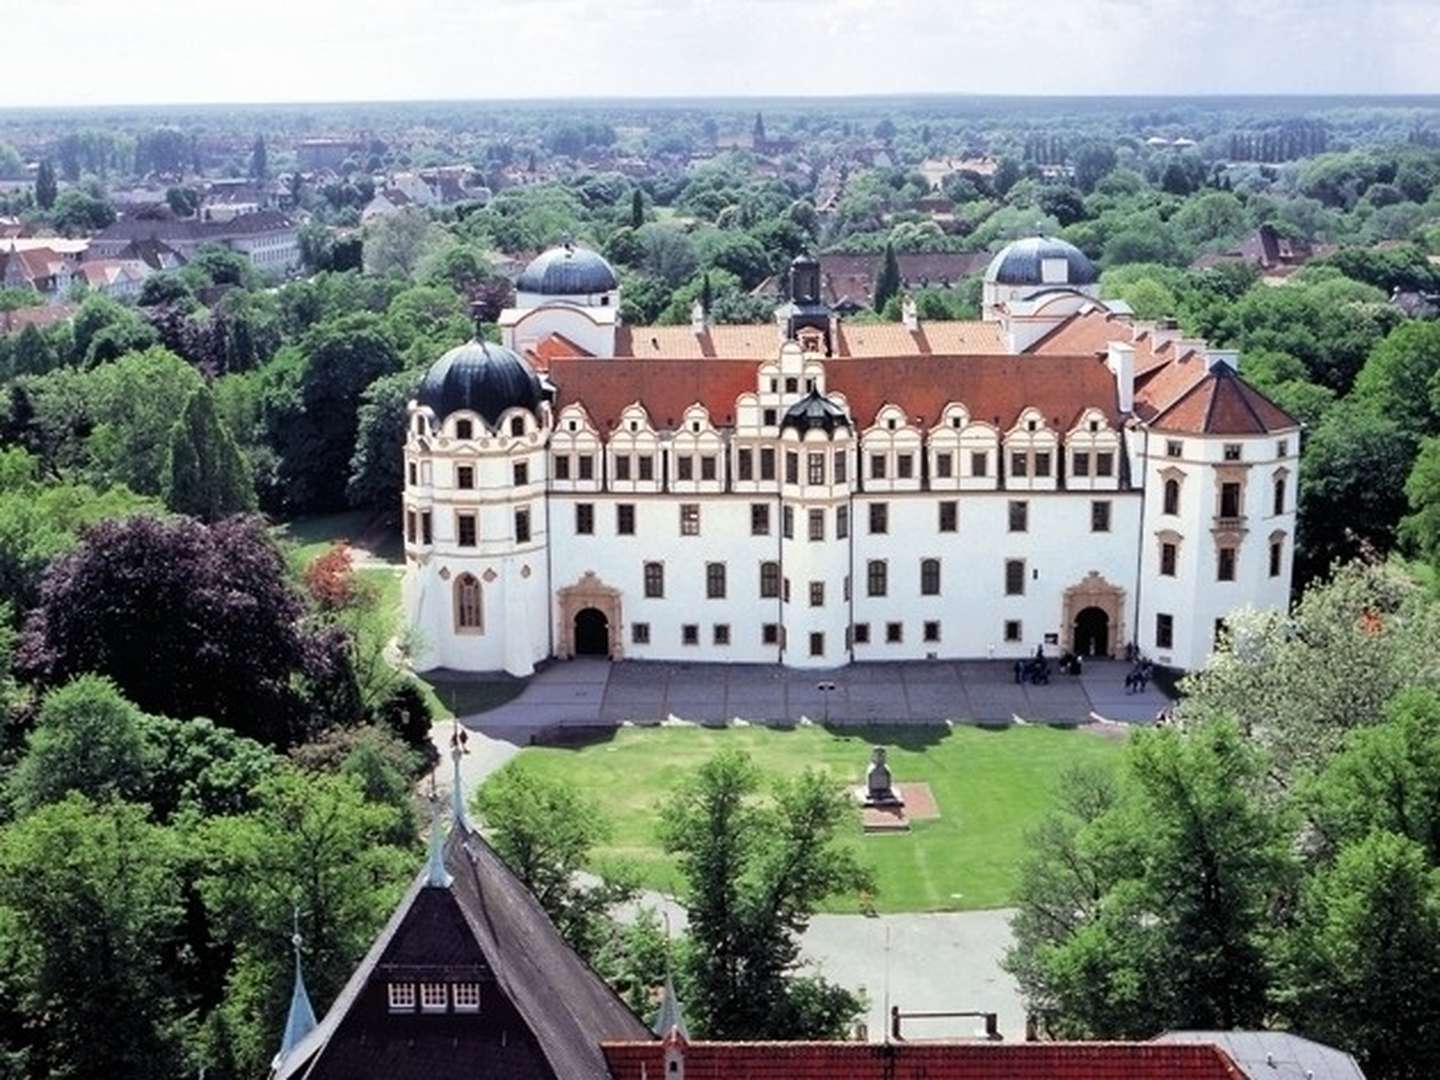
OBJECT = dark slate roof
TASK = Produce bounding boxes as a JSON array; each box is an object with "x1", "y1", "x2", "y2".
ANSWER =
[
  {"x1": 516, "y1": 244, "x2": 618, "y2": 295},
  {"x1": 95, "y1": 209, "x2": 295, "y2": 242},
  {"x1": 278, "y1": 824, "x2": 650, "y2": 1080},
  {"x1": 418, "y1": 340, "x2": 548, "y2": 427},
  {"x1": 1156, "y1": 1031, "x2": 1367, "y2": 1080},
  {"x1": 781, "y1": 389, "x2": 851, "y2": 434},
  {"x1": 984, "y1": 236, "x2": 1098, "y2": 286}
]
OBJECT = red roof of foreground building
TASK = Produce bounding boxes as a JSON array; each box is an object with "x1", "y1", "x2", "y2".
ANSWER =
[{"x1": 602, "y1": 1040, "x2": 1249, "y2": 1080}]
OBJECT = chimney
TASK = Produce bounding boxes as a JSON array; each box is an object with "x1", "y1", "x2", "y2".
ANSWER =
[
  {"x1": 690, "y1": 298, "x2": 708, "y2": 336},
  {"x1": 1107, "y1": 340, "x2": 1135, "y2": 414},
  {"x1": 901, "y1": 295, "x2": 919, "y2": 333}
]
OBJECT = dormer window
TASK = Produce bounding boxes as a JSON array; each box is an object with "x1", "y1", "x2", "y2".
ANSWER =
[
  {"x1": 1089, "y1": 420, "x2": 1100, "y2": 432},
  {"x1": 455, "y1": 419, "x2": 473, "y2": 440},
  {"x1": 388, "y1": 982, "x2": 416, "y2": 1013},
  {"x1": 415, "y1": 416, "x2": 427, "y2": 435},
  {"x1": 887, "y1": 418, "x2": 897, "y2": 431},
  {"x1": 691, "y1": 421, "x2": 700, "y2": 433},
  {"x1": 452, "y1": 983, "x2": 480, "y2": 1013},
  {"x1": 951, "y1": 416, "x2": 962, "y2": 428},
  {"x1": 510, "y1": 417, "x2": 525, "y2": 437},
  {"x1": 1027, "y1": 419, "x2": 1037, "y2": 432},
  {"x1": 420, "y1": 982, "x2": 448, "y2": 1013},
  {"x1": 630, "y1": 421, "x2": 638, "y2": 432},
  {"x1": 569, "y1": 420, "x2": 578, "y2": 432}
]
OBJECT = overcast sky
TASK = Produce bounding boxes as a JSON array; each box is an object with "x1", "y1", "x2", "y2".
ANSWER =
[{"x1": 4, "y1": 0, "x2": 1438, "y2": 107}]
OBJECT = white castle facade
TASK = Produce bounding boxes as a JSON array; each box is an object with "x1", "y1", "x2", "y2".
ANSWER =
[{"x1": 402, "y1": 239, "x2": 1298, "y2": 677}]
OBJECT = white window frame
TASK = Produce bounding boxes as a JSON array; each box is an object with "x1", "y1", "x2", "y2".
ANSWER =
[
  {"x1": 388, "y1": 982, "x2": 416, "y2": 1013},
  {"x1": 452, "y1": 983, "x2": 480, "y2": 1013},
  {"x1": 419, "y1": 982, "x2": 448, "y2": 1013}
]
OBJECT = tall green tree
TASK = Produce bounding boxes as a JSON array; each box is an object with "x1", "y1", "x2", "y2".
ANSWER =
[
  {"x1": 163, "y1": 382, "x2": 256, "y2": 522},
  {"x1": 659, "y1": 750, "x2": 871, "y2": 1039},
  {"x1": 34, "y1": 159, "x2": 57, "y2": 210},
  {"x1": 873, "y1": 241, "x2": 901, "y2": 313},
  {"x1": 630, "y1": 188, "x2": 644, "y2": 230},
  {"x1": 249, "y1": 133, "x2": 268, "y2": 181}
]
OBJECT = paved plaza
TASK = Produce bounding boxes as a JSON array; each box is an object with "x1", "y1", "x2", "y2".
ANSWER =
[{"x1": 457, "y1": 656, "x2": 1171, "y2": 734}]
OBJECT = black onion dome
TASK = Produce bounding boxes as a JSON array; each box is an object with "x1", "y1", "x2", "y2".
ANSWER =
[
  {"x1": 781, "y1": 389, "x2": 850, "y2": 435},
  {"x1": 418, "y1": 340, "x2": 545, "y2": 427},
  {"x1": 984, "y1": 236, "x2": 1098, "y2": 286},
  {"x1": 515, "y1": 243, "x2": 618, "y2": 295}
]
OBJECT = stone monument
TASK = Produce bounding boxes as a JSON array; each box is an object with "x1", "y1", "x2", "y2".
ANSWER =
[{"x1": 864, "y1": 746, "x2": 904, "y2": 807}]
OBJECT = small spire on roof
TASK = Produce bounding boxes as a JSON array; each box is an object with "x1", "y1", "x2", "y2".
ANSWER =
[
  {"x1": 652, "y1": 913, "x2": 689, "y2": 1041},
  {"x1": 271, "y1": 907, "x2": 318, "y2": 1073},
  {"x1": 425, "y1": 782, "x2": 452, "y2": 888},
  {"x1": 450, "y1": 720, "x2": 471, "y2": 833}
]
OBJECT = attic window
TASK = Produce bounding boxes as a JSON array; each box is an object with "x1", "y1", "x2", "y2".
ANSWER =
[
  {"x1": 806, "y1": 378, "x2": 816, "y2": 392},
  {"x1": 452, "y1": 983, "x2": 480, "y2": 1013},
  {"x1": 510, "y1": 417, "x2": 525, "y2": 437},
  {"x1": 691, "y1": 421, "x2": 700, "y2": 433},
  {"x1": 388, "y1": 982, "x2": 416, "y2": 1013},
  {"x1": 568, "y1": 420, "x2": 578, "y2": 432},
  {"x1": 630, "y1": 421, "x2": 638, "y2": 432},
  {"x1": 420, "y1": 982, "x2": 448, "y2": 1013},
  {"x1": 951, "y1": 416, "x2": 962, "y2": 428},
  {"x1": 887, "y1": 418, "x2": 897, "y2": 431},
  {"x1": 1027, "y1": 419, "x2": 1037, "y2": 432},
  {"x1": 1089, "y1": 420, "x2": 1100, "y2": 433},
  {"x1": 455, "y1": 419, "x2": 473, "y2": 440}
]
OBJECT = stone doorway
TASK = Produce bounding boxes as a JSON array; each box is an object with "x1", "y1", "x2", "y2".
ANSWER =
[
  {"x1": 1072, "y1": 606, "x2": 1110, "y2": 657},
  {"x1": 573, "y1": 607, "x2": 610, "y2": 656}
]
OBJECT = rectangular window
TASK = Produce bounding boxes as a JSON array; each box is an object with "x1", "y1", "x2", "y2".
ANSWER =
[
  {"x1": 701, "y1": 455, "x2": 717, "y2": 481},
  {"x1": 456, "y1": 419, "x2": 473, "y2": 439},
  {"x1": 935, "y1": 452, "x2": 954, "y2": 479},
  {"x1": 867, "y1": 559, "x2": 888, "y2": 597},
  {"x1": 1270, "y1": 539, "x2": 1283, "y2": 577},
  {"x1": 751, "y1": 503, "x2": 770, "y2": 536},
  {"x1": 421, "y1": 511, "x2": 432, "y2": 545},
  {"x1": 614, "y1": 455, "x2": 632, "y2": 481},
  {"x1": 853, "y1": 622, "x2": 871, "y2": 644},
  {"x1": 737, "y1": 448, "x2": 754, "y2": 481},
  {"x1": 920, "y1": 558, "x2": 940, "y2": 596},
  {"x1": 706, "y1": 562, "x2": 727, "y2": 599},
  {"x1": 1161, "y1": 542, "x2": 1177, "y2": 577},
  {"x1": 420, "y1": 983, "x2": 448, "y2": 1014},
  {"x1": 452, "y1": 983, "x2": 480, "y2": 1013},
  {"x1": 760, "y1": 447, "x2": 776, "y2": 481},
  {"x1": 1091, "y1": 500, "x2": 1112, "y2": 533},
  {"x1": 457, "y1": 513, "x2": 477, "y2": 547},
  {"x1": 762, "y1": 623, "x2": 780, "y2": 645},
  {"x1": 1005, "y1": 559, "x2": 1026, "y2": 596},
  {"x1": 1156, "y1": 613, "x2": 1174, "y2": 649},
  {"x1": 1033, "y1": 452, "x2": 1051, "y2": 478},
  {"x1": 713, "y1": 624, "x2": 730, "y2": 646},
  {"x1": 1277, "y1": 439, "x2": 1289, "y2": 458},
  {"x1": 808, "y1": 453, "x2": 825, "y2": 485},
  {"x1": 1273, "y1": 477, "x2": 1286, "y2": 515},
  {"x1": 1220, "y1": 482, "x2": 1241, "y2": 519},
  {"x1": 924, "y1": 620, "x2": 940, "y2": 643},
  {"x1": 870, "y1": 453, "x2": 887, "y2": 480},
  {"x1": 763, "y1": 408, "x2": 777, "y2": 427},
  {"x1": 1072, "y1": 451, "x2": 1090, "y2": 477},
  {"x1": 782, "y1": 505, "x2": 794, "y2": 539},
  {"x1": 760, "y1": 561, "x2": 780, "y2": 598},
  {"x1": 406, "y1": 510, "x2": 417, "y2": 544},
  {"x1": 1004, "y1": 619, "x2": 1022, "y2": 642},
  {"x1": 616, "y1": 504, "x2": 635, "y2": 536},
  {"x1": 632, "y1": 622, "x2": 650, "y2": 644},
  {"x1": 808, "y1": 508, "x2": 825, "y2": 541},
  {"x1": 783, "y1": 577, "x2": 791, "y2": 604},
  {"x1": 1223, "y1": 443, "x2": 1242, "y2": 462},
  {"x1": 457, "y1": 464, "x2": 475, "y2": 489},
  {"x1": 677, "y1": 455, "x2": 694, "y2": 481},
  {"x1": 836, "y1": 505, "x2": 849, "y2": 539},
  {"x1": 680, "y1": 504, "x2": 700, "y2": 536},
  {"x1": 512, "y1": 461, "x2": 528, "y2": 486},
  {"x1": 809, "y1": 580, "x2": 825, "y2": 607},
  {"x1": 1010, "y1": 451, "x2": 1029, "y2": 478},
  {"x1": 408, "y1": 461, "x2": 417, "y2": 486},
  {"x1": 896, "y1": 453, "x2": 914, "y2": 480},
  {"x1": 578, "y1": 454, "x2": 595, "y2": 480},
  {"x1": 785, "y1": 451, "x2": 799, "y2": 485},
  {"x1": 869, "y1": 502, "x2": 888, "y2": 534},
  {"x1": 1095, "y1": 452, "x2": 1115, "y2": 477},
  {"x1": 886, "y1": 622, "x2": 903, "y2": 644},
  {"x1": 515, "y1": 508, "x2": 531, "y2": 543},
  {"x1": 971, "y1": 451, "x2": 988, "y2": 477},
  {"x1": 644, "y1": 562, "x2": 664, "y2": 598},
  {"x1": 388, "y1": 982, "x2": 416, "y2": 1013},
  {"x1": 553, "y1": 454, "x2": 571, "y2": 480},
  {"x1": 809, "y1": 631, "x2": 825, "y2": 657},
  {"x1": 834, "y1": 450, "x2": 848, "y2": 484},
  {"x1": 638, "y1": 455, "x2": 654, "y2": 481},
  {"x1": 682, "y1": 624, "x2": 699, "y2": 646},
  {"x1": 938, "y1": 500, "x2": 957, "y2": 533},
  {"x1": 575, "y1": 503, "x2": 594, "y2": 535},
  {"x1": 1166, "y1": 440, "x2": 1183, "y2": 458},
  {"x1": 1009, "y1": 500, "x2": 1028, "y2": 533},
  {"x1": 1218, "y1": 547, "x2": 1237, "y2": 582}
]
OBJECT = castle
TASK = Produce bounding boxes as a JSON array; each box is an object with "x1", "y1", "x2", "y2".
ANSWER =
[{"x1": 401, "y1": 237, "x2": 1297, "y2": 677}]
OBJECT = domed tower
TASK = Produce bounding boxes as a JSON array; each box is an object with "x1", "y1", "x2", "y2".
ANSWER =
[
  {"x1": 982, "y1": 236, "x2": 1102, "y2": 351},
  {"x1": 501, "y1": 242, "x2": 622, "y2": 358},
  {"x1": 775, "y1": 254, "x2": 833, "y2": 355},
  {"x1": 401, "y1": 338, "x2": 554, "y2": 677}
]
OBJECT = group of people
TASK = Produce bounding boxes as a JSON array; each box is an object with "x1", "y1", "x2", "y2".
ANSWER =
[
  {"x1": 1013, "y1": 654, "x2": 1051, "y2": 685},
  {"x1": 1124, "y1": 658, "x2": 1155, "y2": 694}
]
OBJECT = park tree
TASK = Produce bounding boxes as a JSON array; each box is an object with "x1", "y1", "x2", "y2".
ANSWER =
[
  {"x1": 17, "y1": 514, "x2": 334, "y2": 745},
  {"x1": 163, "y1": 382, "x2": 257, "y2": 522},
  {"x1": 1072, "y1": 141, "x2": 1118, "y2": 193},
  {"x1": 476, "y1": 765, "x2": 638, "y2": 963},
  {"x1": 659, "y1": 750, "x2": 871, "y2": 1039},
  {"x1": 631, "y1": 188, "x2": 644, "y2": 229},
  {"x1": 0, "y1": 795, "x2": 186, "y2": 1080},
  {"x1": 347, "y1": 368, "x2": 422, "y2": 515},
  {"x1": 83, "y1": 346, "x2": 204, "y2": 495},
  {"x1": 249, "y1": 133, "x2": 268, "y2": 181},
  {"x1": 363, "y1": 209, "x2": 442, "y2": 279},
  {"x1": 34, "y1": 159, "x2": 57, "y2": 210},
  {"x1": 50, "y1": 189, "x2": 116, "y2": 234},
  {"x1": 1353, "y1": 320, "x2": 1440, "y2": 439},
  {"x1": 1402, "y1": 436, "x2": 1440, "y2": 573},
  {"x1": 873, "y1": 241, "x2": 901, "y2": 314}
]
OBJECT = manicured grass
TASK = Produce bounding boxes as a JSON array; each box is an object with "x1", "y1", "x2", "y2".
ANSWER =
[
  {"x1": 274, "y1": 509, "x2": 402, "y2": 569},
  {"x1": 498, "y1": 723, "x2": 1126, "y2": 913}
]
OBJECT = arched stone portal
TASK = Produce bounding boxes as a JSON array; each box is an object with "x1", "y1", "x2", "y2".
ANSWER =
[
  {"x1": 556, "y1": 572, "x2": 623, "y2": 659},
  {"x1": 1061, "y1": 572, "x2": 1125, "y2": 659}
]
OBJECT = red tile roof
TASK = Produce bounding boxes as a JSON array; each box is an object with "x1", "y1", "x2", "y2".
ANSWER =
[
  {"x1": 529, "y1": 331, "x2": 594, "y2": 366},
  {"x1": 548, "y1": 357, "x2": 760, "y2": 429},
  {"x1": 612, "y1": 321, "x2": 1004, "y2": 360},
  {"x1": 602, "y1": 1040, "x2": 1248, "y2": 1080},
  {"x1": 1138, "y1": 364, "x2": 1298, "y2": 435}
]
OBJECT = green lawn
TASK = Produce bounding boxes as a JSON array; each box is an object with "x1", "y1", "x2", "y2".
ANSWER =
[
  {"x1": 274, "y1": 509, "x2": 402, "y2": 570},
  {"x1": 499, "y1": 723, "x2": 1126, "y2": 913}
]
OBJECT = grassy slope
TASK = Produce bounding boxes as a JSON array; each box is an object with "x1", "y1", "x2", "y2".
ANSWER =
[{"x1": 500, "y1": 723, "x2": 1125, "y2": 913}]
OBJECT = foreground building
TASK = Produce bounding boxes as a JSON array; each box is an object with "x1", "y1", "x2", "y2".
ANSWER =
[{"x1": 403, "y1": 238, "x2": 1298, "y2": 676}]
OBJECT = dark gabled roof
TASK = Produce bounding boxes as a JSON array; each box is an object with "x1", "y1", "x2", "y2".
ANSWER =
[
  {"x1": 1156, "y1": 1031, "x2": 1366, "y2": 1080},
  {"x1": 95, "y1": 210, "x2": 295, "y2": 243},
  {"x1": 278, "y1": 825, "x2": 649, "y2": 1080},
  {"x1": 782, "y1": 389, "x2": 850, "y2": 434}
]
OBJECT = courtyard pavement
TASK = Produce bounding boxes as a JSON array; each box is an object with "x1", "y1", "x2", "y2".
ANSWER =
[{"x1": 460, "y1": 656, "x2": 1170, "y2": 735}]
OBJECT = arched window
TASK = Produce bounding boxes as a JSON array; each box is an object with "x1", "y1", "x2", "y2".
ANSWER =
[
  {"x1": 1273, "y1": 476, "x2": 1286, "y2": 515},
  {"x1": 1163, "y1": 478, "x2": 1180, "y2": 516},
  {"x1": 454, "y1": 574, "x2": 483, "y2": 633}
]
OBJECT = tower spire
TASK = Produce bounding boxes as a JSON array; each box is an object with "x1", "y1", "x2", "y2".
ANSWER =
[
  {"x1": 652, "y1": 913, "x2": 689, "y2": 1040},
  {"x1": 450, "y1": 720, "x2": 470, "y2": 832},
  {"x1": 425, "y1": 792, "x2": 453, "y2": 888},
  {"x1": 271, "y1": 907, "x2": 318, "y2": 1072}
]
